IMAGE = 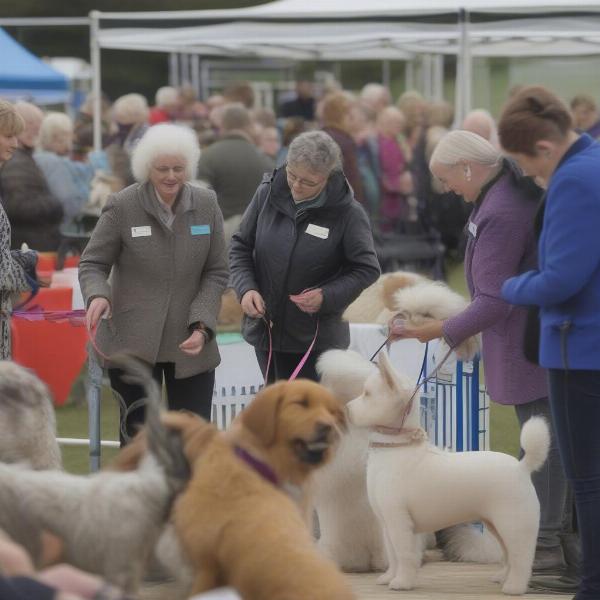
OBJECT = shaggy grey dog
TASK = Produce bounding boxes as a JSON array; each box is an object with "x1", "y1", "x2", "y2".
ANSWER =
[
  {"x1": 0, "y1": 356, "x2": 190, "y2": 593},
  {"x1": 0, "y1": 361, "x2": 62, "y2": 469}
]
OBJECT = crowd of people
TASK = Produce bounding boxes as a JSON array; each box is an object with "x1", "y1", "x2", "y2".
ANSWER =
[{"x1": 1, "y1": 77, "x2": 600, "y2": 600}]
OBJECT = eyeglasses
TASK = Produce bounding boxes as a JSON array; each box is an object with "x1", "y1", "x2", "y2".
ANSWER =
[
  {"x1": 286, "y1": 166, "x2": 326, "y2": 189},
  {"x1": 153, "y1": 165, "x2": 186, "y2": 175}
]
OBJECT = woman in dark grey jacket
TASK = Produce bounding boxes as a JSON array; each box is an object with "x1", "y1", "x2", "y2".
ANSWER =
[
  {"x1": 80, "y1": 124, "x2": 228, "y2": 443},
  {"x1": 230, "y1": 130, "x2": 380, "y2": 382}
]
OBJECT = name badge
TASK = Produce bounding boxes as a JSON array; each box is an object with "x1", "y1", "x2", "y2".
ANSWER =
[
  {"x1": 191, "y1": 224, "x2": 211, "y2": 236},
  {"x1": 131, "y1": 226, "x2": 151, "y2": 238},
  {"x1": 306, "y1": 223, "x2": 329, "y2": 240},
  {"x1": 468, "y1": 221, "x2": 478, "y2": 238}
]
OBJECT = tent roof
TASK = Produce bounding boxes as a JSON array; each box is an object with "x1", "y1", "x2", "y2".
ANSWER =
[
  {"x1": 0, "y1": 27, "x2": 68, "y2": 103},
  {"x1": 97, "y1": 16, "x2": 600, "y2": 60},
  {"x1": 96, "y1": 0, "x2": 600, "y2": 21}
]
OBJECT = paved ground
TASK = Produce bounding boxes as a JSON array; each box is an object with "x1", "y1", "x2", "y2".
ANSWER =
[{"x1": 141, "y1": 552, "x2": 561, "y2": 599}]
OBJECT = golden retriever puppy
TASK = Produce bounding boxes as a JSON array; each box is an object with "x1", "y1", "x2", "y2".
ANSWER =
[{"x1": 168, "y1": 380, "x2": 354, "y2": 600}]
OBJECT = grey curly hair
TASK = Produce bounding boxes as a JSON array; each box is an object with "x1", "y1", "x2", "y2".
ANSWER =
[{"x1": 287, "y1": 131, "x2": 342, "y2": 175}]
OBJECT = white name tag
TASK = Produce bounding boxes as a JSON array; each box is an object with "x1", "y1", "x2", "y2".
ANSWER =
[
  {"x1": 306, "y1": 223, "x2": 329, "y2": 239},
  {"x1": 468, "y1": 221, "x2": 478, "y2": 238},
  {"x1": 131, "y1": 226, "x2": 152, "y2": 238}
]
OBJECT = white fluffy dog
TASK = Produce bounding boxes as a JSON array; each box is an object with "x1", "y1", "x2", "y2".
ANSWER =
[
  {"x1": 347, "y1": 351, "x2": 549, "y2": 595},
  {"x1": 343, "y1": 271, "x2": 479, "y2": 361},
  {"x1": 0, "y1": 361, "x2": 62, "y2": 469}
]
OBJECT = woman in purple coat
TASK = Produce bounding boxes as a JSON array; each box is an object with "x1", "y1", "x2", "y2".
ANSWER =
[{"x1": 391, "y1": 130, "x2": 570, "y2": 576}]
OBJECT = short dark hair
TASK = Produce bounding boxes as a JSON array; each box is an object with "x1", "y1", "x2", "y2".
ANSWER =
[{"x1": 498, "y1": 86, "x2": 572, "y2": 156}]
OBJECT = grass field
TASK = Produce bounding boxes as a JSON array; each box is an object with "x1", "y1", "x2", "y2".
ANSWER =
[{"x1": 55, "y1": 259, "x2": 520, "y2": 474}]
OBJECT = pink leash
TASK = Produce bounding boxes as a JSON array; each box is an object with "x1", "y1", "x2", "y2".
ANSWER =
[
  {"x1": 11, "y1": 307, "x2": 112, "y2": 362},
  {"x1": 261, "y1": 317, "x2": 319, "y2": 383}
]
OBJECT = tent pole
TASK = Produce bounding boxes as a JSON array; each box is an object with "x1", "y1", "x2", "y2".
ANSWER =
[
  {"x1": 89, "y1": 10, "x2": 101, "y2": 153},
  {"x1": 382, "y1": 59, "x2": 391, "y2": 88},
  {"x1": 456, "y1": 8, "x2": 472, "y2": 125}
]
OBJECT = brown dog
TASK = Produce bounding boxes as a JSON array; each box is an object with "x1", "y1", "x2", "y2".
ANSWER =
[{"x1": 167, "y1": 379, "x2": 355, "y2": 599}]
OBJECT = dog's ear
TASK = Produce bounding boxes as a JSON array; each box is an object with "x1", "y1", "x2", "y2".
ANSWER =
[
  {"x1": 241, "y1": 382, "x2": 286, "y2": 447},
  {"x1": 382, "y1": 273, "x2": 419, "y2": 311},
  {"x1": 378, "y1": 352, "x2": 399, "y2": 393}
]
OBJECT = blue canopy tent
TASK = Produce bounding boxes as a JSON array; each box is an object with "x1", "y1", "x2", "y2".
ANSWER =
[{"x1": 0, "y1": 27, "x2": 68, "y2": 104}]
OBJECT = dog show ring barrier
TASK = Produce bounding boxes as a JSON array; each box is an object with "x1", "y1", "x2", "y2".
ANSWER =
[{"x1": 82, "y1": 325, "x2": 489, "y2": 472}]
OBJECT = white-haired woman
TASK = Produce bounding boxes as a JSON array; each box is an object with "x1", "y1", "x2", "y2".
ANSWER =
[
  {"x1": 390, "y1": 129, "x2": 570, "y2": 576},
  {"x1": 35, "y1": 112, "x2": 108, "y2": 228},
  {"x1": 79, "y1": 124, "x2": 228, "y2": 444},
  {"x1": 230, "y1": 130, "x2": 380, "y2": 382}
]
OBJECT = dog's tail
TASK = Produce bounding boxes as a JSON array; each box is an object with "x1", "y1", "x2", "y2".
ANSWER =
[
  {"x1": 436, "y1": 523, "x2": 503, "y2": 564},
  {"x1": 316, "y1": 349, "x2": 376, "y2": 404},
  {"x1": 111, "y1": 354, "x2": 190, "y2": 491},
  {"x1": 519, "y1": 416, "x2": 550, "y2": 474}
]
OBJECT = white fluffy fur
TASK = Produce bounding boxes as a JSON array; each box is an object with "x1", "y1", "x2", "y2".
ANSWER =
[
  {"x1": 313, "y1": 350, "x2": 386, "y2": 571},
  {"x1": 315, "y1": 350, "x2": 504, "y2": 572},
  {"x1": 391, "y1": 281, "x2": 480, "y2": 360},
  {"x1": 342, "y1": 271, "x2": 424, "y2": 324},
  {"x1": 0, "y1": 361, "x2": 62, "y2": 470},
  {"x1": 343, "y1": 271, "x2": 480, "y2": 361},
  {"x1": 347, "y1": 352, "x2": 549, "y2": 594}
]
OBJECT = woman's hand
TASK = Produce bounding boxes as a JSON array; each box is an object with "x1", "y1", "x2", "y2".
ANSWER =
[
  {"x1": 241, "y1": 290, "x2": 266, "y2": 318},
  {"x1": 289, "y1": 288, "x2": 323, "y2": 314},
  {"x1": 86, "y1": 297, "x2": 111, "y2": 331},
  {"x1": 179, "y1": 330, "x2": 205, "y2": 356},
  {"x1": 388, "y1": 316, "x2": 445, "y2": 344}
]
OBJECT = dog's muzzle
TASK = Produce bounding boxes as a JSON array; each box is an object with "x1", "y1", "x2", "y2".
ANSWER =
[{"x1": 292, "y1": 423, "x2": 336, "y2": 465}]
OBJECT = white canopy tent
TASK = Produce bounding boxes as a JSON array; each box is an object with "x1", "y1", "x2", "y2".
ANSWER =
[{"x1": 90, "y1": 1, "x2": 600, "y2": 149}]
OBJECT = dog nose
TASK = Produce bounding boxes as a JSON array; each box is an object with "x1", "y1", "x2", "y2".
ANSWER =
[{"x1": 315, "y1": 423, "x2": 332, "y2": 439}]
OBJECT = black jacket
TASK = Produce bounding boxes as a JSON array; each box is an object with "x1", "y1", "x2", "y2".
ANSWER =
[
  {"x1": 0, "y1": 147, "x2": 63, "y2": 251},
  {"x1": 230, "y1": 167, "x2": 380, "y2": 353}
]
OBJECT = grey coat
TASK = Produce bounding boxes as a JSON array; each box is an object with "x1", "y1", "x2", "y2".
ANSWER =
[{"x1": 79, "y1": 182, "x2": 228, "y2": 378}]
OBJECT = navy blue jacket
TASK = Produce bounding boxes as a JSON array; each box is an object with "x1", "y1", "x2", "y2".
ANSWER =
[
  {"x1": 229, "y1": 167, "x2": 380, "y2": 353},
  {"x1": 502, "y1": 134, "x2": 600, "y2": 369}
]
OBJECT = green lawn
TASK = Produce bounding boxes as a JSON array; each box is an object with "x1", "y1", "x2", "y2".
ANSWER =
[{"x1": 55, "y1": 260, "x2": 521, "y2": 474}]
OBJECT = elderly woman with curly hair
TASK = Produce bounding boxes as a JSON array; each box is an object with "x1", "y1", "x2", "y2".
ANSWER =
[{"x1": 79, "y1": 124, "x2": 228, "y2": 444}]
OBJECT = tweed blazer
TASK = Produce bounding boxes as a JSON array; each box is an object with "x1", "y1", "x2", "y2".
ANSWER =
[{"x1": 79, "y1": 181, "x2": 228, "y2": 378}]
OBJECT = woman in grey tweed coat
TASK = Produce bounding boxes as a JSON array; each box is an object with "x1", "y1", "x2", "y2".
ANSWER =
[
  {"x1": 0, "y1": 100, "x2": 37, "y2": 361},
  {"x1": 79, "y1": 124, "x2": 228, "y2": 444}
]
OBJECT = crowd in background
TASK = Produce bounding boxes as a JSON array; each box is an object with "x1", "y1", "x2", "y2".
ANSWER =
[{"x1": 2, "y1": 78, "x2": 600, "y2": 271}]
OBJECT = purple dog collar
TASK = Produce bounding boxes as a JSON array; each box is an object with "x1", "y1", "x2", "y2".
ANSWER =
[{"x1": 234, "y1": 445, "x2": 280, "y2": 487}]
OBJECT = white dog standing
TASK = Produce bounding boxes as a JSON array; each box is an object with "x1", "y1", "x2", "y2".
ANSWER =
[{"x1": 347, "y1": 351, "x2": 549, "y2": 595}]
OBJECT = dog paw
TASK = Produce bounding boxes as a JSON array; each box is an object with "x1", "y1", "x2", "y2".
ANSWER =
[
  {"x1": 491, "y1": 569, "x2": 507, "y2": 584},
  {"x1": 501, "y1": 581, "x2": 527, "y2": 595},
  {"x1": 389, "y1": 576, "x2": 415, "y2": 590},
  {"x1": 376, "y1": 571, "x2": 393, "y2": 585}
]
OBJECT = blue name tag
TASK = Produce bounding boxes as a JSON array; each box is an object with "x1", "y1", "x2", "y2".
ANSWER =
[{"x1": 191, "y1": 224, "x2": 211, "y2": 235}]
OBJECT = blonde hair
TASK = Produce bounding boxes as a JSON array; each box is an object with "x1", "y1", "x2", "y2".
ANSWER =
[
  {"x1": 131, "y1": 123, "x2": 200, "y2": 182},
  {"x1": 0, "y1": 100, "x2": 24, "y2": 137},
  {"x1": 430, "y1": 130, "x2": 502, "y2": 170},
  {"x1": 113, "y1": 93, "x2": 149, "y2": 126},
  {"x1": 39, "y1": 112, "x2": 73, "y2": 151}
]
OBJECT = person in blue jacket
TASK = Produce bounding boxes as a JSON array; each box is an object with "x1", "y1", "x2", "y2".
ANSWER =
[{"x1": 499, "y1": 85, "x2": 600, "y2": 600}]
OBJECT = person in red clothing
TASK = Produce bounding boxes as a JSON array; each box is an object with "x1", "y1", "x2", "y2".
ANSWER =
[{"x1": 148, "y1": 86, "x2": 180, "y2": 125}]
